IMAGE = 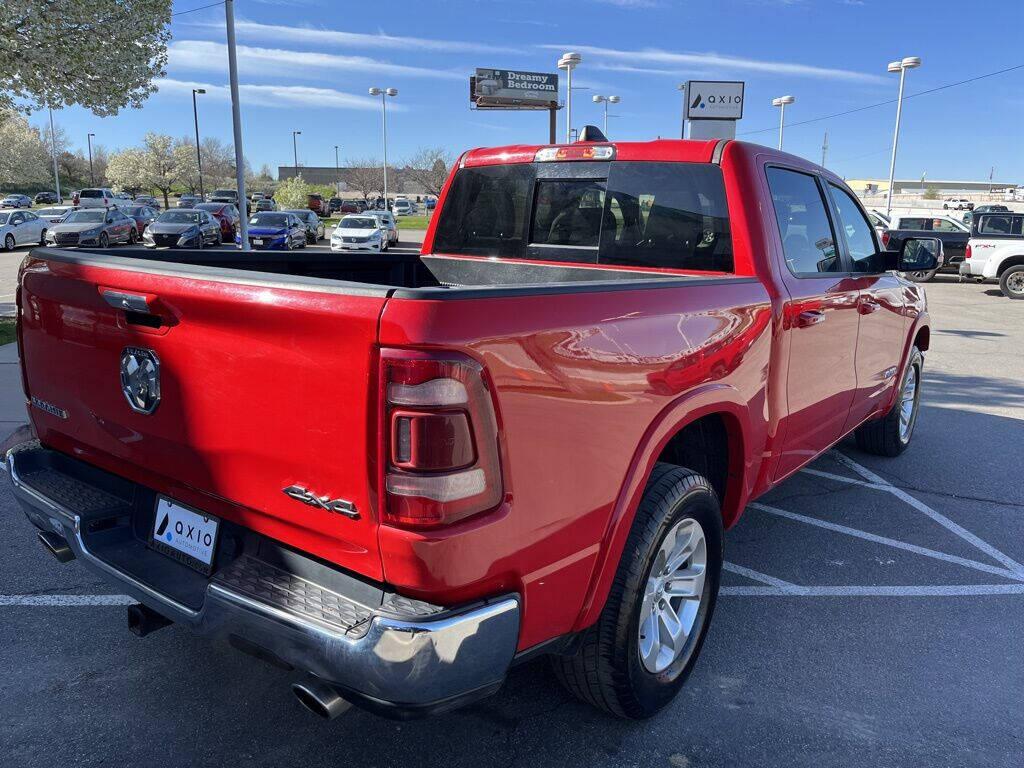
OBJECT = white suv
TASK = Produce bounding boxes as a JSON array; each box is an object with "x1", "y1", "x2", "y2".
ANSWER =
[
  {"x1": 943, "y1": 198, "x2": 973, "y2": 211},
  {"x1": 960, "y1": 211, "x2": 1024, "y2": 299},
  {"x1": 77, "y1": 188, "x2": 119, "y2": 209}
]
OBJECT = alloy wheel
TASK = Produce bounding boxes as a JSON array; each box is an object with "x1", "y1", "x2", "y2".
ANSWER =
[
  {"x1": 637, "y1": 518, "x2": 708, "y2": 674},
  {"x1": 898, "y1": 361, "x2": 919, "y2": 443}
]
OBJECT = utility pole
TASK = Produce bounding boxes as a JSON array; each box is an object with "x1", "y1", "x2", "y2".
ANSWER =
[
  {"x1": 334, "y1": 145, "x2": 340, "y2": 195},
  {"x1": 48, "y1": 107, "x2": 61, "y2": 201},
  {"x1": 192, "y1": 88, "x2": 206, "y2": 200},
  {"x1": 292, "y1": 131, "x2": 301, "y2": 173},
  {"x1": 989, "y1": 166, "x2": 995, "y2": 194},
  {"x1": 820, "y1": 130, "x2": 828, "y2": 168},
  {"x1": 87, "y1": 133, "x2": 96, "y2": 185},
  {"x1": 225, "y1": 0, "x2": 249, "y2": 250}
]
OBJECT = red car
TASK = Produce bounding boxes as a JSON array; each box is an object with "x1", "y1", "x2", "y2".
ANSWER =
[
  {"x1": 7, "y1": 135, "x2": 937, "y2": 722},
  {"x1": 196, "y1": 202, "x2": 241, "y2": 242},
  {"x1": 124, "y1": 205, "x2": 159, "y2": 237}
]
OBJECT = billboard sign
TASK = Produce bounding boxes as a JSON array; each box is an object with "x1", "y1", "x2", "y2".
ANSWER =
[
  {"x1": 685, "y1": 81, "x2": 745, "y2": 121},
  {"x1": 473, "y1": 68, "x2": 559, "y2": 108}
]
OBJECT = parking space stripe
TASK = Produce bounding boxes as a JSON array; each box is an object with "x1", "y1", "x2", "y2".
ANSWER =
[
  {"x1": 0, "y1": 594, "x2": 136, "y2": 606},
  {"x1": 722, "y1": 584, "x2": 1024, "y2": 597},
  {"x1": 831, "y1": 451, "x2": 1024, "y2": 578},
  {"x1": 749, "y1": 502, "x2": 1024, "y2": 582},
  {"x1": 801, "y1": 467, "x2": 887, "y2": 489},
  {"x1": 723, "y1": 562, "x2": 803, "y2": 593}
]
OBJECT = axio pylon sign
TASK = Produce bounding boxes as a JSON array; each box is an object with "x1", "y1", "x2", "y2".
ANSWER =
[
  {"x1": 686, "y1": 81, "x2": 745, "y2": 121},
  {"x1": 473, "y1": 68, "x2": 559, "y2": 108}
]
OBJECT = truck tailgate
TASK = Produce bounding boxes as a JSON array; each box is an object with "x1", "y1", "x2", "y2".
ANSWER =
[{"x1": 18, "y1": 254, "x2": 387, "y2": 580}]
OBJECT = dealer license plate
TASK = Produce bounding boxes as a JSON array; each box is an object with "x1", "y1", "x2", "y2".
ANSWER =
[
  {"x1": 252, "y1": 238, "x2": 262, "y2": 246},
  {"x1": 151, "y1": 496, "x2": 220, "y2": 574}
]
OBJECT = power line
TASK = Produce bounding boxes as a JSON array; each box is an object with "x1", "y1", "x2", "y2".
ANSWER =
[
  {"x1": 171, "y1": 1, "x2": 224, "y2": 17},
  {"x1": 738, "y1": 63, "x2": 1024, "y2": 137}
]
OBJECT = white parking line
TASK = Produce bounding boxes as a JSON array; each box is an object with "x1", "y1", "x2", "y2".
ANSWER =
[
  {"x1": 722, "y1": 584, "x2": 1024, "y2": 597},
  {"x1": 830, "y1": 451, "x2": 1024, "y2": 578},
  {"x1": 749, "y1": 502, "x2": 1024, "y2": 581},
  {"x1": 723, "y1": 562, "x2": 802, "y2": 593}
]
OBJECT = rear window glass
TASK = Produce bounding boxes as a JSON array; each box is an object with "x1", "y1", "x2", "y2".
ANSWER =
[
  {"x1": 898, "y1": 218, "x2": 929, "y2": 230},
  {"x1": 977, "y1": 215, "x2": 1023, "y2": 235},
  {"x1": 79, "y1": 190, "x2": 104, "y2": 198},
  {"x1": 433, "y1": 161, "x2": 734, "y2": 271}
]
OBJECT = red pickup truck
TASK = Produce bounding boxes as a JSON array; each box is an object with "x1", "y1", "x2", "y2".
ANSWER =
[{"x1": 6, "y1": 136, "x2": 938, "y2": 721}]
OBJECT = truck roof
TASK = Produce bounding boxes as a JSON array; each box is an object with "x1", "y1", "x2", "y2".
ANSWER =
[{"x1": 461, "y1": 138, "x2": 722, "y2": 167}]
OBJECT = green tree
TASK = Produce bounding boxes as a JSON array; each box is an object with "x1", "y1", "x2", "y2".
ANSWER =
[
  {"x1": 273, "y1": 175, "x2": 311, "y2": 210},
  {"x1": 923, "y1": 185, "x2": 939, "y2": 200},
  {"x1": 0, "y1": 0, "x2": 172, "y2": 116}
]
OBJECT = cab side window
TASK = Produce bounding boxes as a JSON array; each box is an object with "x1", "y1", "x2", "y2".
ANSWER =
[
  {"x1": 828, "y1": 184, "x2": 884, "y2": 273},
  {"x1": 900, "y1": 218, "x2": 929, "y2": 230},
  {"x1": 766, "y1": 167, "x2": 842, "y2": 275},
  {"x1": 930, "y1": 218, "x2": 961, "y2": 232}
]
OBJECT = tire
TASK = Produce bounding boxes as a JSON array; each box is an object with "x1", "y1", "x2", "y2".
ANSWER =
[
  {"x1": 4, "y1": 234, "x2": 14, "y2": 251},
  {"x1": 855, "y1": 346, "x2": 923, "y2": 457},
  {"x1": 98, "y1": 232, "x2": 109, "y2": 248},
  {"x1": 943, "y1": 204, "x2": 949, "y2": 210},
  {"x1": 551, "y1": 463, "x2": 723, "y2": 719},
  {"x1": 999, "y1": 265, "x2": 1024, "y2": 300},
  {"x1": 128, "y1": 229, "x2": 137, "y2": 245},
  {"x1": 900, "y1": 267, "x2": 938, "y2": 283},
  {"x1": 39, "y1": 229, "x2": 47, "y2": 246}
]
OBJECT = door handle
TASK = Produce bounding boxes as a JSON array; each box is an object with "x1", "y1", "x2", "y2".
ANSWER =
[
  {"x1": 795, "y1": 310, "x2": 826, "y2": 328},
  {"x1": 858, "y1": 299, "x2": 880, "y2": 315}
]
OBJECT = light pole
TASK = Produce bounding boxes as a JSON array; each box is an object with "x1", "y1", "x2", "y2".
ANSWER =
[
  {"x1": 334, "y1": 145, "x2": 340, "y2": 196},
  {"x1": 47, "y1": 107, "x2": 61, "y2": 201},
  {"x1": 592, "y1": 95, "x2": 620, "y2": 137},
  {"x1": 369, "y1": 87, "x2": 398, "y2": 207},
  {"x1": 87, "y1": 133, "x2": 96, "y2": 185},
  {"x1": 292, "y1": 130, "x2": 302, "y2": 175},
  {"x1": 224, "y1": 0, "x2": 249, "y2": 250},
  {"x1": 557, "y1": 52, "x2": 582, "y2": 144},
  {"x1": 771, "y1": 95, "x2": 795, "y2": 151},
  {"x1": 677, "y1": 83, "x2": 687, "y2": 139},
  {"x1": 884, "y1": 56, "x2": 921, "y2": 219},
  {"x1": 192, "y1": 88, "x2": 206, "y2": 200}
]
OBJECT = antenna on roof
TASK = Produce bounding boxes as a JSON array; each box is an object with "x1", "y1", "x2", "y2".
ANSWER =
[{"x1": 577, "y1": 125, "x2": 608, "y2": 143}]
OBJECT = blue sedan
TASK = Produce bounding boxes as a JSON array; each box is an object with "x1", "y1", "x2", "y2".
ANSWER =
[{"x1": 236, "y1": 211, "x2": 308, "y2": 250}]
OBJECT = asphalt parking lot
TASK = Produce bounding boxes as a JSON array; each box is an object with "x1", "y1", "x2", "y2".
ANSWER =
[{"x1": 0, "y1": 275, "x2": 1021, "y2": 767}]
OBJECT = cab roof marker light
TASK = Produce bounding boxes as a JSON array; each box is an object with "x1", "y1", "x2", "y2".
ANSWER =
[{"x1": 535, "y1": 145, "x2": 615, "y2": 162}]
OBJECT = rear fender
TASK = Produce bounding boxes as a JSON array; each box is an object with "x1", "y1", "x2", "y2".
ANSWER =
[{"x1": 572, "y1": 384, "x2": 753, "y2": 633}]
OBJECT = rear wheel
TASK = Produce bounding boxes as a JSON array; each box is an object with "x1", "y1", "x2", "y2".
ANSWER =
[
  {"x1": 999, "y1": 265, "x2": 1024, "y2": 300},
  {"x1": 901, "y1": 267, "x2": 937, "y2": 283},
  {"x1": 4, "y1": 234, "x2": 14, "y2": 251},
  {"x1": 98, "y1": 232, "x2": 109, "y2": 248},
  {"x1": 128, "y1": 228, "x2": 137, "y2": 245},
  {"x1": 39, "y1": 228, "x2": 47, "y2": 246},
  {"x1": 551, "y1": 463, "x2": 723, "y2": 718},
  {"x1": 855, "y1": 346, "x2": 922, "y2": 456}
]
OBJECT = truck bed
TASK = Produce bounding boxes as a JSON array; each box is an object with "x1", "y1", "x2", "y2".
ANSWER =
[{"x1": 31, "y1": 247, "x2": 749, "y2": 300}]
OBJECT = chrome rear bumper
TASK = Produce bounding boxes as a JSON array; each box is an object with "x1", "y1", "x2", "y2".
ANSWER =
[{"x1": 7, "y1": 443, "x2": 520, "y2": 716}]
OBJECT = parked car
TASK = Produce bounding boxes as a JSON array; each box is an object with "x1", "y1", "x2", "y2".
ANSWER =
[
  {"x1": 0, "y1": 209, "x2": 48, "y2": 250},
  {"x1": 33, "y1": 191, "x2": 62, "y2": 205},
  {"x1": 45, "y1": 207, "x2": 136, "y2": 247},
  {"x1": 1, "y1": 194, "x2": 33, "y2": 209},
  {"x1": 283, "y1": 209, "x2": 325, "y2": 243},
  {"x1": 881, "y1": 214, "x2": 969, "y2": 281},
  {"x1": 960, "y1": 211, "x2": 1024, "y2": 298},
  {"x1": 254, "y1": 198, "x2": 277, "y2": 212},
  {"x1": 943, "y1": 197, "x2": 973, "y2": 211},
  {"x1": 307, "y1": 194, "x2": 326, "y2": 216},
  {"x1": 393, "y1": 198, "x2": 413, "y2": 216},
  {"x1": 425, "y1": 197, "x2": 437, "y2": 210},
  {"x1": 237, "y1": 211, "x2": 307, "y2": 250},
  {"x1": 196, "y1": 202, "x2": 241, "y2": 243},
  {"x1": 34, "y1": 205, "x2": 78, "y2": 224},
  {"x1": 367, "y1": 209, "x2": 399, "y2": 245},
  {"x1": 124, "y1": 205, "x2": 160, "y2": 237},
  {"x1": 961, "y1": 204, "x2": 1009, "y2": 228},
  {"x1": 866, "y1": 209, "x2": 889, "y2": 238},
  {"x1": 77, "y1": 188, "x2": 120, "y2": 209},
  {"x1": 333, "y1": 199, "x2": 359, "y2": 215},
  {"x1": 177, "y1": 194, "x2": 201, "y2": 208},
  {"x1": 6, "y1": 137, "x2": 939, "y2": 722},
  {"x1": 133, "y1": 195, "x2": 161, "y2": 210},
  {"x1": 330, "y1": 214, "x2": 388, "y2": 252},
  {"x1": 142, "y1": 209, "x2": 222, "y2": 249},
  {"x1": 210, "y1": 189, "x2": 239, "y2": 204},
  {"x1": 69, "y1": 190, "x2": 81, "y2": 205}
]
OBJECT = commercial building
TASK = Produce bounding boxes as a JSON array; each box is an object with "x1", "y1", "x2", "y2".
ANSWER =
[
  {"x1": 277, "y1": 166, "x2": 431, "y2": 197},
  {"x1": 846, "y1": 178, "x2": 1017, "y2": 195}
]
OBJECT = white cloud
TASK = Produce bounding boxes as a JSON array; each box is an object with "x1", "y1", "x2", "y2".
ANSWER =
[
  {"x1": 155, "y1": 78, "x2": 402, "y2": 111},
  {"x1": 537, "y1": 44, "x2": 886, "y2": 83},
  {"x1": 186, "y1": 18, "x2": 524, "y2": 55},
  {"x1": 168, "y1": 40, "x2": 463, "y2": 81}
]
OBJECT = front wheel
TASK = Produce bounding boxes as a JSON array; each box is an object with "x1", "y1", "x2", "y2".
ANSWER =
[
  {"x1": 4, "y1": 234, "x2": 14, "y2": 251},
  {"x1": 999, "y1": 265, "x2": 1024, "y2": 300},
  {"x1": 39, "y1": 229, "x2": 47, "y2": 246},
  {"x1": 128, "y1": 229, "x2": 137, "y2": 245},
  {"x1": 855, "y1": 346, "x2": 922, "y2": 456},
  {"x1": 551, "y1": 464, "x2": 723, "y2": 719},
  {"x1": 98, "y1": 232, "x2": 109, "y2": 248},
  {"x1": 900, "y1": 267, "x2": 937, "y2": 283}
]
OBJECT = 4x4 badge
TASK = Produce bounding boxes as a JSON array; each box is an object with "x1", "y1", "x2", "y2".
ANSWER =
[{"x1": 282, "y1": 485, "x2": 359, "y2": 519}]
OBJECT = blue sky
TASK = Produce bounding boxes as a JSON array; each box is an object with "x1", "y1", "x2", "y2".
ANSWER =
[{"x1": 37, "y1": 0, "x2": 1024, "y2": 182}]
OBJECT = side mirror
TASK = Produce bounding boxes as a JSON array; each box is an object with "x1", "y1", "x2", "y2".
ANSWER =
[{"x1": 898, "y1": 237, "x2": 941, "y2": 272}]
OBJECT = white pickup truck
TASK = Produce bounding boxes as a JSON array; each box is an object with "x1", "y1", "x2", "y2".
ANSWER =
[{"x1": 960, "y1": 210, "x2": 1024, "y2": 299}]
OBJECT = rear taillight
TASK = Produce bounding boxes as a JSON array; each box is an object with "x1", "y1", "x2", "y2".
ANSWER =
[
  {"x1": 881, "y1": 230, "x2": 890, "y2": 247},
  {"x1": 965, "y1": 244, "x2": 972, "y2": 259},
  {"x1": 380, "y1": 349, "x2": 503, "y2": 528}
]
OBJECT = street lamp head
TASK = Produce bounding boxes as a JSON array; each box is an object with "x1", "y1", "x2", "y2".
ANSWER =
[
  {"x1": 677, "y1": 83, "x2": 686, "y2": 92},
  {"x1": 592, "y1": 94, "x2": 604, "y2": 103},
  {"x1": 385, "y1": 88, "x2": 398, "y2": 97},
  {"x1": 369, "y1": 87, "x2": 382, "y2": 96},
  {"x1": 294, "y1": 130, "x2": 301, "y2": 136},
  {"x1": 558, "y1": 51, "x2": 582, "y2": 69},
  {"x1": 194, "y1": 88, "x2": 206, "y2": 95},
  {"x1": 887, "y1": 60, "x2": 903, "y2": 73},
  {"x1": 608, "y1": 95, "x2": 621, "y2": 104},
  {"x1": 771, "y1": 95, "x2": 794, "y2": 107},
  {"x1": 88, "y1": 132, "x2": 95, "y2": 137},
  {"x1": 901, "y1": 56, "x2": 921, "y2": 69}
]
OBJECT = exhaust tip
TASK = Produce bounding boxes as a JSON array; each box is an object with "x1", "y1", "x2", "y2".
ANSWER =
[
  {"x1": 38, "y1": 531, "x2": 75, "y2": 563},
  {"x1": 291, "y1": 678, "x2": 352, "y2": 720}
]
